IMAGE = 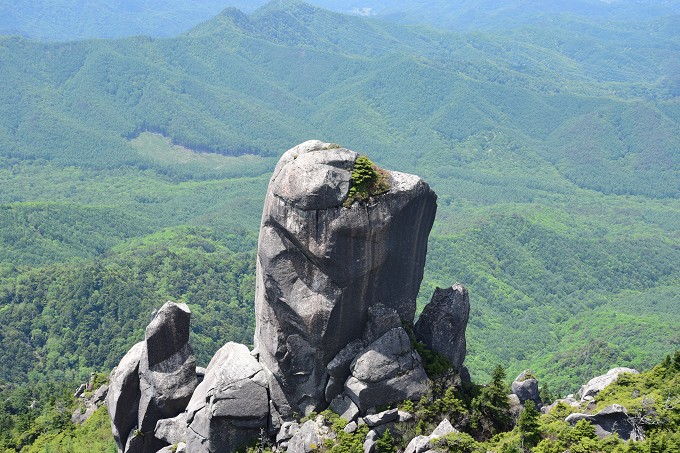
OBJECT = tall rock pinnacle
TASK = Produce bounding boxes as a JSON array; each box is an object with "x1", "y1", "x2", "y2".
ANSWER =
[{"x1": 254, "y1": 140, "x2": 437, "y2": 415}]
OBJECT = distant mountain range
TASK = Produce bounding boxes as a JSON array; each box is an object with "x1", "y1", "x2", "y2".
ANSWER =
[{"x1": 2, "y1": 0, "x2": 679, "y2": 40}]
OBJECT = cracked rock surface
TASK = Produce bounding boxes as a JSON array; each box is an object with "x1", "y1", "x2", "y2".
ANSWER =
[
  {"x1": 254, "y1": 140, "x2": 437, "y2": 415},
  {"x1": 186, "y1": 342, "x2": 270, "y2": 453},
  {"x1": 414, "y1": 284, "x2": 469, "y2": 373}
]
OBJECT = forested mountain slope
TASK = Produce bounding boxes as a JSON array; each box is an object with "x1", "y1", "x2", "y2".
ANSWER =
[{"x1": 0, "y1": 0, "x2": 678, "y2": 401}]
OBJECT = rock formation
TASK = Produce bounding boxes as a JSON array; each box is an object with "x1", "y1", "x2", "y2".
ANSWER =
[
  {"x1": 105, "y1": 141, "x2": 474, "y2": 453},
  {"x1": 566, "y1": 404, "x2": 637, "y2": 440},
  {"x1": 254, "y1": 140, "x2": 437, "y2": 415},
  {"x1": 576, "y1": 367, "x2": 638, "y2": 401},
  {"x1": 511, "y1": 370, "x2": 542, "y2": 408},
  {"x1": 72, "y1": 382, "x2": 108, "y2": 425},
  {"x1": 344, "y1": 326, "x2": 429, "y2": 411},
  {"x1": 404, "y1": 418, "x2": 457, "y2": 453},
  {"x1": 107, "y1": 301, "x2": 198, "y2": 453},
  {"x1": 414, "y1": 284, "x2": 470, "y2": 373},
  {"x1": 185, "y1": 342, "x2": 270, "y2": 452}
]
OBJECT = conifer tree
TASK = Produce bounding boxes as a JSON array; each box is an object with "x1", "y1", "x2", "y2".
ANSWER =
[{"x1": 517, "y1": 401, "x2": 541, "y2": 449}]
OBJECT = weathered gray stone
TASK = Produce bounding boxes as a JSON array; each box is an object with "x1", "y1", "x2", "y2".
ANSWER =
[
  {"x1": 325, "y1": 376, "x2": 345, "y2": 403},
  {"x1": 185, "y1": 342, "x2": 269, "y2": 453},
  {"x1": 508, "y1": 394, "x2": 522, "y2": 419},
  {"x1": 107, "y1": 302, "x2": 196, "y2": 452},
  {"x1": 431, "y1": 418, "x2": 455, "y2": 437},
  {"x1": 145, "y1": 301, "x2": 192, "y2": 367},
  {"x1": 414, "y1": 284, "x2": 469, "y2": 372},
  {"x1": 330, "y1": 394, "x2": 360, "y2": 422},
  {"x1": 364, "y1": 304, "x2": 402, "y2": 344},
  {"x1": 287, "y1": 420, "x2": 322, "y2": 453},
  {"x1": 72, "y1": 405, "x2": 96, "y2": 425},
  {"x1": 123, "y1": 428, "x2": 145, "y2": 453},
  {"x1": 404, "y1": 435, "x2": 431, "y2": 453},
  {"x1": 398, "y1": 410, "x2": 414, "y2": 423},
  {"x1": 363, "y1": 429, "x2": 379, "y2": 453},
  {"x1": 254, "y1": 141, "x2": 437, "y2": 415},
  {"x1": 196, "y1": 366, "x2": 207, "y2": 384},
  {"x1": 93, "y1": 384, "x2": 109, "y2": 404},
  {"x1": 138, "y1": 343, "x2": 197, "y2": 432},
  {"x1": 405, "y1": 418, "x2": 456, "y2": 453},
  {"x1": 345, "y1": 359, "x2": 429, "y2": 411},
  {"x1": 351, "y1": 328, "x2": 418, "y2": 383},
  {"x1": 276, "y1": 421, "x2": 300, "y2": 444},
  {"x1": 72, "y1": 384, "x2": 109, "y2": 425},
  {"x1": 566, "y1": 404, "x2": 637, "y2": 440},
  {"x1": 136, "y1": 302, "x2": 197, "y2": 452},
  {"x1": 511, "y1": 370, "x2": 541, "y2": 408},
  {"x1": 327, "y1": 339, "x2": 366, "y2": 379},
  {"x1": 107, "y1": 341, "x2": 144, "y2": 453},
  {"x1": 542, "y1": 395, "x2": 581, "y2": 414},
  {"x1": 156, "y1": 443, "x2": 186, "y2": 453},
  {"x1": 107, "y1": 302, "x2": 197, "y2": 452},
  {"x1": 364, "y1": 408, "x2": 399, "y2": 427},
  {"x1": 345, "y1": 328, "x2": 429, "y2": 410},
  {"x1": 577, "y1": 368, "x2": 639, "y2": 401},
  {"x1": 344, "y1": 421, "x2": 358, "y2": 433},
  {"x1": 154, "y1": 412, "x2": 187, "y2": 446}
]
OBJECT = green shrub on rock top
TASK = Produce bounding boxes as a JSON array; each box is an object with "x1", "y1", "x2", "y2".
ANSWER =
[{"x1": 343, "y1": 156, "x2": 390, "y2": 207}]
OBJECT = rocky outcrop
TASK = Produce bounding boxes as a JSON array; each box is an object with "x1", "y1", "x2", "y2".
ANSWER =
[
  {"x1": 287, "y1": 419, "x2": 325, "y2": 453},
  {"x1": 404, "y1": 418, "x2": 457, "y2": 453},
  {"x1": 108, "y1": 141, "x2": 446, "y2": 452},
  {"x1": 511, "y1": 370, "x2": 541, "y2": 408},
  {"x1": 107, "y1": 301, "x2": 197, "y2": 453},
  {"x1": 108, "y1": 341, "x2": 144, "y2": 452},
  {"x1": 345, "y1": 327, "x2": 429, "y2": 411},
  {"x1": 576, "y1": 367, "x2": 639, "y2": 401},
  {"x1": 414, "y1": 284, "x2": 469, "y2": 373},
  {"x1": 329, "y1": 395, "x2": 360, "y2": 422},
  {"x1": 254, "y1": 140, "x2": 437, "y2": 415},
  {"x1": 155, "y1": 413, "x2": 187, "y2": 446},
  {"x1": 138, "y1": 302, "x2": 197, "y2": 451},
  {"x1": 566, "y1": 404, "x2": 637, "y2": 440},
  {"x1": 186, "y1": 342, "x2": 270, "y2": 453},
  {"x1": 72, "y1": 383, "x2": 108, "y2": 425}
]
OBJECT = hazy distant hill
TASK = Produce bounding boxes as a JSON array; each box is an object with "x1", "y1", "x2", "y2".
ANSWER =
[
  {"x1": 2, "y1": 0, "x2": 679, "y2": 40},
  {"x1": 0, "y1": 0, "x2": 678, "y2": 395},
  {"x1": 314, "y1": 0, "x2": 680, "y2": 30}
]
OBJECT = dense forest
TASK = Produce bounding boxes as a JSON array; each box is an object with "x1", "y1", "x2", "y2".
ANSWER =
[{"x1": 0, "y1": 0, "x2": 678, "y2": 450}]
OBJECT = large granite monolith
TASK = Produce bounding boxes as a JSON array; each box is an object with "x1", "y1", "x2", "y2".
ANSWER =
[{"x1": 254, "y1": 140, "x2": 437, "y2": 415}]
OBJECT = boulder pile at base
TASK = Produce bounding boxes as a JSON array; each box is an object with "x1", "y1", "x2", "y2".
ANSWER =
[{"x1": 107, "y1": 141, "x2": 473, "y2": 453}]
